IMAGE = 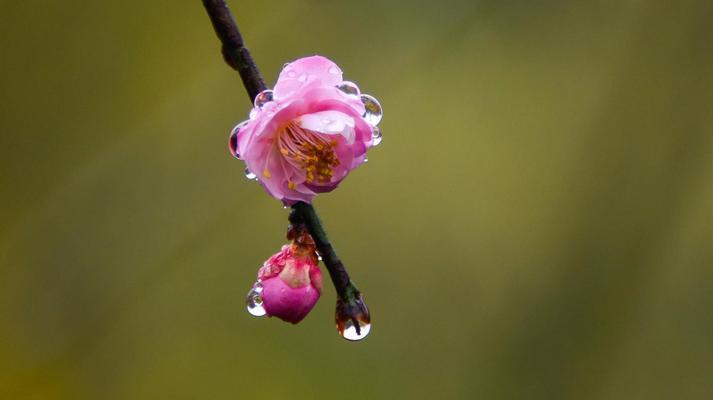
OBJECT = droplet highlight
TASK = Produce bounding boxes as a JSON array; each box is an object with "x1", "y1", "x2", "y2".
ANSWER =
[
  {"x1": 249, "y1": 108, "x2": 259, "y2": 119},
  {"x1": 253, "y1": 281, "x2": 263, "y2": 293},
  {"x1": 245, "y1": 168, "x2": 257, "y2": 181},
  {"x1": 360, "y1": 94, "x2": 383, "y2": 126},
  {"x1": 254, "y1": 90, "x2": 274, "y2": 109},
  {"x1": 371, "y1": 126, "x2": 382, "y2": 146},
  {"x1": 340, "y1": 319, "x2": 371, "y2": 341},
  {"x1": 246, "y1": 282, "x2": 266, "y2": 317},
  {"x1": 336, "y1": 81, "x2": 360, "y2": 96}
]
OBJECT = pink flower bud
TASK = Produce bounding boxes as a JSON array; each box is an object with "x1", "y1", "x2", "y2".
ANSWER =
[{"x1": 256, "y1": 240, "x2": 323, "y2": 324}]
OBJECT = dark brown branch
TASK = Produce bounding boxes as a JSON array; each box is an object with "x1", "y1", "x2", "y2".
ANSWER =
[
  {"x1": 289, "y1": 202, "x2": 360, "y2": 302},
  {"x1": 202, "y1": 0, "x2": 266, "y2": 101}
]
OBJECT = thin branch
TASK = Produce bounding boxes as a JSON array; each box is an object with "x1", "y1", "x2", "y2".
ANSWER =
[
  {"x1": 202, "y1": 0, "x2": 361, "y2": 305},
  {"x1": 202, "y1": 0, "x2": 266, "y2": 101},
  {"x1": 289, "y1": 203, "x2": 361, "y2": 302}
]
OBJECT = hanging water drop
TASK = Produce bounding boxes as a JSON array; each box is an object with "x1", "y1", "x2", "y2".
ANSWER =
[
  {"x1": 339, "y1": 319, "x2": 371, "y2": 341},
  {"x1": 246, "y1": 282, "x2": 266, "y2": 317},
  {"x1": 336, "y1": 81, "x2": 359, "y2": 96},
  {"x1": 360, "y1": 94, "x2": 383, "y2": 126},
  {"x1": 229, "y1": 121, "x2": 248, "y2": 159},
  {"x1": 245, "y1": 168, "x2": 257, "y2": 181},
  {"x1": 253, "y1": 281, "x2": 263, "y2": 293},
  {"x1": 336, "y1": 297, "x2": 370, "y2": 341},
  {"x1": 254, "y1": 90, "x2": 274, "y2": 109},
  {"x1": 371, "y1": 126, "x2": 382, "y2": 146},
  {"x1": 229, "y1": 132, "x2": 239, "y2": 159}
]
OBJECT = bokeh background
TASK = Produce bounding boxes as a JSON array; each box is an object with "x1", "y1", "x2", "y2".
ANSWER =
[{"x1": 2, "y1": 1, "x2": 713, "y2": 399}]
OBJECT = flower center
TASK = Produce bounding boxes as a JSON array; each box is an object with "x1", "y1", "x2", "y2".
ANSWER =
[{"x1": 277, "y1": 121, "x2": 340, "y2": 185}]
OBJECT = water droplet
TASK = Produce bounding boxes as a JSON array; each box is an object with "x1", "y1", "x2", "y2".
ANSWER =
[
  {"x1": 246, "y1": 283, "x2": 266, "y2": 317},
  {"x1": 253, "y1": 281, "x2": 263, "y2": 293},
  {"x1": 229, "y1": 134, "x2": 239, "y2": 159},
  {"x1": 229, "y1": 121, "x2": 248, "y2": 159},
  {"x1": 329, "y1": 66, "x2": 341, "y2": 75},
  {"x1": 340, "y1": 319, "x2": 371, "y2": 341},
  {"x1": 336, "y1": 81, "x2": 359, "y2": 96},
  {"x1": 317, "y1": 253, "x2": 323, "y2": 261},
  {"x1": 254, "y1": 90, "x2": 274, "y2": 108},
  {"x1": 298, "y1": 73, "x2": 308, "y2": 82},
  {"x1": 363, "y1": 157, "x2": 368, "y2": 163},
  {"x1": 360, "y1": 94, "x2": 382, "y2": 126},
  {"x1": 287, "y1": 71, "x2": 297, "y2": 78},
  {"x1": 371, "y1": 126, "x2": 382, "y2": 146},
  {"x1": 245, "y1": 168, "x2": 257, "y2": 181}
]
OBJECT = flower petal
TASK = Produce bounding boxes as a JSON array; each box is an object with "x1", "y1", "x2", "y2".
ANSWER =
[
  {"x1": 298, "y1": 110, "x2": 356, "y2": 144},
  {"x1": 262, "y1": 276, "x2": 321, "y2": 324},
  {"x1": 274, "y1": 56, "x2": 343, "y2": 99}
]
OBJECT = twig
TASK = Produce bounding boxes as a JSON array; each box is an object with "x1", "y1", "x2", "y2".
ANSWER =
[
  {"x1": 289, "y1": 203, "x2": 361, "y2": 303},
  {"x1": 202, "y1": 0, "x2": 266, "y2": 101},
  {"x1": 201, "y1": 0, "x2": 362, "y2": 307}
]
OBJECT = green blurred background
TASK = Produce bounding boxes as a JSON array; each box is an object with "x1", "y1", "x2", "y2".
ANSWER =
[{"x1": 2, "y1": 1, "x2": 712, "y2": 399}]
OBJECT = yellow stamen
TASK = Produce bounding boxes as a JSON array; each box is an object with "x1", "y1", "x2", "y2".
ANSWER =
[{"x1": 276, "y1": 121, "x2": 341, "y2": 185}]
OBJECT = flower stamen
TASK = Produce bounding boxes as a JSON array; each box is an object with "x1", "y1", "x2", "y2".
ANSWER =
[{"x1": 278, "y1": 121, "x2": 340, "y2": 184}]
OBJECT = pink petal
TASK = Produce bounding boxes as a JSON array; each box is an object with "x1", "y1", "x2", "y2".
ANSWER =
[
  {"x1": 262, "y1": 276, "x2": 320, "y2": 324},
  {"x1": 298, "y1": 110, "x2": 356, "y2": 144},
  {"x1": 274, "y1": 56, "x2": 343, "y2": 99}
]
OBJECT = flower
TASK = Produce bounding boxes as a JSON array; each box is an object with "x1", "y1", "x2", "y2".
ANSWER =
[
  {"x1": 254, "y1": 233, "x2": 323, "y2": 324},
  {"x1": 230, "y1": 55, "x2": 382, "y2": 205}
]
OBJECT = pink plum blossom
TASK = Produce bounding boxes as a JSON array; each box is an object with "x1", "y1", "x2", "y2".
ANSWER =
[
  {"x1": 256, "y1": 241, "x2": 323, "y2": 324},
  {"x1": 231, "y1": 55, "x2": 381, "y2": 205}
]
